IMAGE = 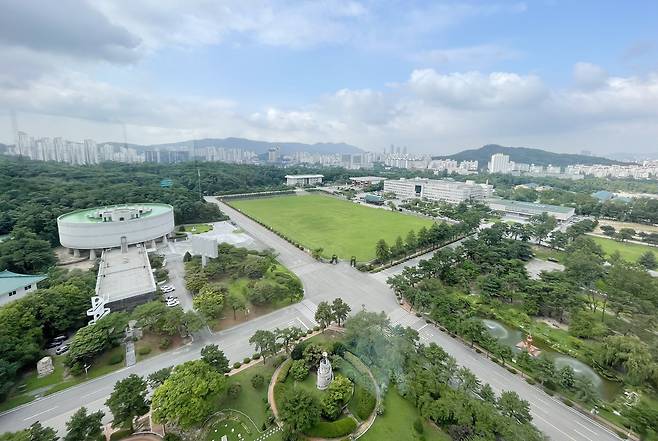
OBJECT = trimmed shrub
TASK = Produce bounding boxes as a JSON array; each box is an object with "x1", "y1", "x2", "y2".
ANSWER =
[
  {"x1": 251, "y1": 374, "x2": 265, "y2": 389},
  {"x1": 526, "y1": 378, "x2": 536, "y2": 385},
  {"x1": 413, "y1": 418, "x2": 424, "y2": 434},
  {"x1": 272, "y1": 355, "x2": 287, "y2": 368},
  {"x1": 233, "y1": 362, "x2": 242, "y2": 369},
  {"x1": 252, "y1": 353, "x2": 261, "y2": 360},
  {"x1": 305, "y1": 417, "x2": 357, "y2": 438},
  {"x1": 562, "y1": 398, "x2": 573, "y2": 407},
  {"x1": 228, "y1": 382, "x2": 242, "y2": 399},
  {"x1": 138, "y1": 346, "x2": 152, "y2": 356},
  {"x1": 350, "y1": 385, "x2": 376, "y2": 420},
  {"x1": 277, "y1": 359, "x2": 293, "y2": 383},
  {"x1": 291, "y1": 342, "x2": 308, "y2": 360},
  {"x1": 159, "y1": 336, "x2": 172, "y2": 350},
  {"x1": 507, "y1": 367, "x2": 516, "y2": 374},
  {"x1": 243, "y1": 357, "x2": 251, "y2": 364},
  {"x1": 543, "y1": 388, "x2": 555, "y2": 396},
  {"x1": 616, "y1": 430, "x2": 628, "y2": 439},
  {"x1": 313, "y1": 326, "x2": 320, "y2": 332},
  {"x1": 109, "y1": 353, "x2": 124, "y2": 365}
]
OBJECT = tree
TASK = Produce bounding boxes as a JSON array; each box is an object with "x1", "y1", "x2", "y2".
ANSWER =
[
  {"x1": 192, "y1": 284, "x2": 224, "y2": 320},
  {"x1": 529, "y1": 213, "x2": 557, "y2": 245},
  {"x1": 405, "y1": 230, "x2": 418, "y2": 251},
  {"x1": 616, "y1": 228, "x2": 635, "y2": 242},
  {"x1": 147, "y1": 367, "x2": 172, "y2": 389},
  {"x1": 417, "y1": 226, "x2": 430, "y2": 247},
  {"x1": 0, "y1": 422, "x2": 59, "y2": 441},
  {"x1": 638, "y1": 251, "x2": 657, "y2": 270},
  {"x1": 375, "y1": 239, "x2": 390, "y2": 263},
  {"x1": 391, "y1": 236, "x2": 405, "y2": 257},
  {"x1": 228, "y1": 382, "x2": 242, "y2": 399},
  {"x1": 66, "y1": 313, "x2": 128, "y2": 370},
  {"x1": 200, "y1": 344, "x2": 230, "y2": 373},
  {"x1": 64, "y1": 407, "x2": 104, "y2": 441},
  {"x1": 558, "y1": 366, "x2": 576, "y2": 389},
  {"x1": 151, "y1": 360, "x2": 227, "y2": 429},
  {"x1": 225, "y1": 291, "x2": 248, "y2": 320},
  {"x1": 275, "y1": 327, "x2": 304, "y2": 353},
  {"x1": 321, "y1": 376, "x2": 353, "y2": 420},
  {"x1": 479, "y1": 383, "x2": 496, "y2": 404},
  {"x1": 600, "y1": 225, "x2": 616, "y2": 237},
  {"x1": 106, "y1": 374, "x2": 149, "y2": 431},
  {"x1": 249, "y1": 329, "x2": 277, "y2": 361},
  {"x1": 184, "y1": 270, "x2": 207, "y2": 294},
  {"x1": 0, "y1": 227, "x2": 56, "y2": 274},
  {"x1": 290, "y1": 359, "x2": 309, "y2": 381},
  {"x1": 314, "y1": 301, "x2": 334, "y2": 331},
  {"x1": 331, "y1": 297, "x2": 351, "y2": 326},
  {"x1": 497, "y1": 391, "x2": 532, "y2": 424},
  {"x1": 278, "y1": 388, "x2": 321, "y2": 434}
]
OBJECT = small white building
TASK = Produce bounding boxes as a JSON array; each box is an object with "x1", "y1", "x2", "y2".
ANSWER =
[
  {"x1": 284, "y1": 174, "x2": 324, "y2": 186},
  {"x1": 0, "y1": 270, "x2": 47, "y2": 306}
]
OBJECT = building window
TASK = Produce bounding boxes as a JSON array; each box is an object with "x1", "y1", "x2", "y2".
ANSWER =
[
  {"x1": 9, "y1": 290, "x2": 17, "y2": 296},
  {"x1": 24, "y1": 284, "x2": 32, "y2": 290}
]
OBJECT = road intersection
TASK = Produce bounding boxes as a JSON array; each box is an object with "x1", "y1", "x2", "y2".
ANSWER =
[{"x1": 0, "y1": 198, "x2": 623, "y2": 441}]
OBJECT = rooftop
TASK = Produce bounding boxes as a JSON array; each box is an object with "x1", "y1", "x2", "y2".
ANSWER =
[
  {"x1": 349, "y1": 176, "x2": 386, "y2": 182},
  {"x1": 58, "y1": 203, "x2": 173, "y2": 224},
  {"x1": 96, "y1": 246, "x2": 156, "y2": 303},
  {"x1": 0, "y1": 270, "x2": 47, "y2": 295},
  {"x1": 486, "y1": 198, "x2": 575, "y2": 214},
  {"x1": 285, "y1": 174, "x2": 324, "y2": 179}
]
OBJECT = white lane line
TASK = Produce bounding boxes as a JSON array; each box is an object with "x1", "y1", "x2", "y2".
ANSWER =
[
  {"x1": 295, "y1": 317, "x2": 309, "y2": 330},
  {"x1": 576, "y1": 421, "x2": 598, "y2": 435},
  {"x1": 574, "y1": 429, "x2": 593, "y2": 440},
  {"x1": 417, "y1": 323, "x2": 429, "y2": 332},
  {"x1": 534, "y1": 413, "x2": 580, "y2": 441},
  {"x1": 23, "y1": 406, "x2": 57, "y2": 421}
]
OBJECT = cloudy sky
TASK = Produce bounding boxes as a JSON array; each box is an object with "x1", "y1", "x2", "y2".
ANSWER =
[{"x1": 1, "y1": 0, "x2": 657, "y2": 156}]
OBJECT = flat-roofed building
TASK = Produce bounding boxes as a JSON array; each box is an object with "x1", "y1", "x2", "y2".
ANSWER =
[
  {"x1": 92, "y1": 245, "x2": 156, "y2": 316},
  {"x1": 349, "y1": 176, "x2": 387, "y2": 186},
  {"x1": 285, "y1": 174, "x2": 324, "y2": 186},
  {"x1": 486, "y1": 198, "x2": 575, "y2": 222},
  {"x1": 383, "y1": 178, "x2": 493, "y2": 203},
  {"x1": 0, "y1": 270, "x2": 47, "y2": 305}
]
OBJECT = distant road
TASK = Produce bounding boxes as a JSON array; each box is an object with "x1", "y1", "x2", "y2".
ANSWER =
[{"x1": 0, "y1": 198, "x2": 623, "y2": 441}]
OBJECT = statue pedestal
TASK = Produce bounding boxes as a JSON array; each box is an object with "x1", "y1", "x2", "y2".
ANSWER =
[{"x1": 37, "y1": 356, "x2": 54, "y2": 377}]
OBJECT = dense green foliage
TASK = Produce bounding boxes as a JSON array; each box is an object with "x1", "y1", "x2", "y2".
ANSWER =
[
  {"x1": 105, "y1": 374, "x2": 150, "y2": 431},
  {"x1": 0, "y1": 268, "x2": 96, "y2": 400},
  {"x1": 344, "y1": 311, "x2": 545, "y2": 440}
]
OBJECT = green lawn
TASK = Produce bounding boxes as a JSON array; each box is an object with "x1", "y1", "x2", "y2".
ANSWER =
[
  {"x1": 359, "y1": 388, "x2": 450, "y2": 441},
  {"x1": 180, "y1": 223, "x2": 213, "y2": 234},
  {"x1": 230, "y1": 194, "x2": 433, "y2": 261},
  {"x1": 589, "y1": 235, "x2": 657, "y2": 263}
]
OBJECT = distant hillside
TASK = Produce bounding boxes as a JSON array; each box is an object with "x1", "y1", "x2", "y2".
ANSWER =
[
  {"x1": 434, "y1": 144, "x2": 625, "y2": 169},
  {"x1": 104, "y1": 137, "x2": 363, "y2": 155}
]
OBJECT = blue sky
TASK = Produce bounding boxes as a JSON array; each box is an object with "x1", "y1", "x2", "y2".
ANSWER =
[{"x1": 1, "y1": 0, "x2": 658, "y2": 156}]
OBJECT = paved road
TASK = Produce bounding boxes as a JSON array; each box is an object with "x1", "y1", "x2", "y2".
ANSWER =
[{"x1": 0, "y1": 198, "x2": 623, "y2": 441}]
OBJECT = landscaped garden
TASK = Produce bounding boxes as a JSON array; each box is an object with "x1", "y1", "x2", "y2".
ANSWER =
[
  {"x1": 229, "y1": 193, "x2": 433, "y2": 260},
  {"x1": 179, "y1": 223, "x2": 214, "y2": 234},
  {"x1": 184, "y1": 243, "x2": 304, "y2": 331}
]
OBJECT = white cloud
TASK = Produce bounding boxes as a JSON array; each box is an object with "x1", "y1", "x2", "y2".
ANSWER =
[
  {"x1": 412, "y1": 44, "x2": 519, "y2": 69},
  {"x1": 573, "y1": 62, "x2": 608, "y2": 90}
]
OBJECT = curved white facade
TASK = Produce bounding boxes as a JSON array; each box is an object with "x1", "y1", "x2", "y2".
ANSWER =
[{"x1": 57, "y1": 204, "x2": 175, "y2": 250}]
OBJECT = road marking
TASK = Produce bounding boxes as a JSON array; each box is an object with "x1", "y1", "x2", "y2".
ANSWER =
[
  {"x1": 574, "y1": 429, "x2": 592, "y2": 440},
  {"x1": 534, "y1": 413, "x2": 580, "y2": 441},
  {"x1": 577, "y1": 421, "x2": 598, "y2": 435},
  {"x1": 295, "y1": 317, "x2": 309, "y2": 330},
  {"x1": 417, "y1": 323, "x2": 429, "y2": 332},
  {"x1": 23, "y1": 406, "x2": 57, "y2": 421}
]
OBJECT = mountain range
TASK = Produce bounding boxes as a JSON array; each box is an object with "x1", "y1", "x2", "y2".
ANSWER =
[{"x1": 433, "y1": 144, "x2": 624, "y2": 169}]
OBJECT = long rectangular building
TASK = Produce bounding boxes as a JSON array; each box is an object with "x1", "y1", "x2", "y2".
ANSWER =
[
  {"x1": 383, "y1": 178, "x2": 493, "y2": 203},
  {"x1": 486, "y1": 198, "x2": 575, "y2": 222}
]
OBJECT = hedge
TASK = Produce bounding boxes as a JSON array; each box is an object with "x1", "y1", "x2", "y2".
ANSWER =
[
  {"x1": 350, "y1": 384, "x2": 376, "y2": 420},
  {"x1": 305, "y1": 417, "x2": 357, "y2": 438},
  {"x1": 109, "y1": 429, "x2": 132, "y2": 440},
  {"x1": 277, "y1": 359, "x2": 293, "y2": 383},
  {"x1": 138, "y1": 346, "x2": 152, "y2": 356}
]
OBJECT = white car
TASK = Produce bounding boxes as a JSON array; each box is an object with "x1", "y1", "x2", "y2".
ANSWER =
[
  {"x1": 161, "y1": 286, "x2": 175, "y2": 293},
  {"x1": 166, "y1": 298, "x2": 180, "y2": 307}
]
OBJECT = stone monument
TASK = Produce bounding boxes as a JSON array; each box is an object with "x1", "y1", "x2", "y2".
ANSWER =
[
  {"x1": 37, "y1": 356, "x2": 54, "y2": 377},
  {"x1": 316, "y1": 351, "x2": 334, "y2": 390},
  {"x1": 516, "y1": 334, "x2": 541, "y2": 357}
]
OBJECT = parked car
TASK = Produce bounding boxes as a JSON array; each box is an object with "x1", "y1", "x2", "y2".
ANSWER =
[
  {"x1": 55, "y1": 344, "x2": 69, "y2": 355},
  {"x1": 47, "y1": 340, "x2": 62, "y2": 348}
]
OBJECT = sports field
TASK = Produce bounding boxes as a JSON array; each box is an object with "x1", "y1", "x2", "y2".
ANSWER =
[
  {"x1": 230, "y1": 194, "x2": 433, "y2": 261},
  {"x1": 589, "y1": 235, "x2": 657, "y2": 263}
]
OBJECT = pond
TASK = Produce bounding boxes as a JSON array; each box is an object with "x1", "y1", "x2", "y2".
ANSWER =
[{"x1": 482, "y1": 319, "x2": 622, "y2": 401}]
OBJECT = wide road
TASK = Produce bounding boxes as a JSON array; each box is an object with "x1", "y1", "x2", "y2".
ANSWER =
[{"x1": 0, "y1": 197, "x2": 622, "y2": 441}]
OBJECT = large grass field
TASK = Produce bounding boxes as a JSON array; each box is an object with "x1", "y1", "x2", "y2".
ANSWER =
[
  {"x1": 230, "y1": 194, "x2": 433, "y2": 261},
  {"x1": 589, "y1": 235, "x2": 657, "y2": 263}
]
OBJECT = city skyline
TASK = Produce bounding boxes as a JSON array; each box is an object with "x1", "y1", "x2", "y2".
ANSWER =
[{"x1": 1, "y1": 1, "x2": 658, "y2": 155}]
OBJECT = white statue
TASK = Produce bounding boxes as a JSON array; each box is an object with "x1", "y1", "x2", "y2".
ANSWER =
[{"x1": 316, "y1": 351, "x2": 334, "y2": 390}]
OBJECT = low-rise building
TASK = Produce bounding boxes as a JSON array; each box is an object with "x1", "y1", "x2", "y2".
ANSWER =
[
  {"x1": 284, "y1": 174, "x2": 324, "y2": 186},
  {"x1": 0, "y1": 270, "x2": 47, "y2": 305},
  {"x1": 486, "y1": 198, "x2": 575, "y2": 222},
  {"x1": 383, "y1": 178, "x2": 493, "y2": 203},
  {"x1": 349, "y1": 176, "x2": 387, "y2": 186}
]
